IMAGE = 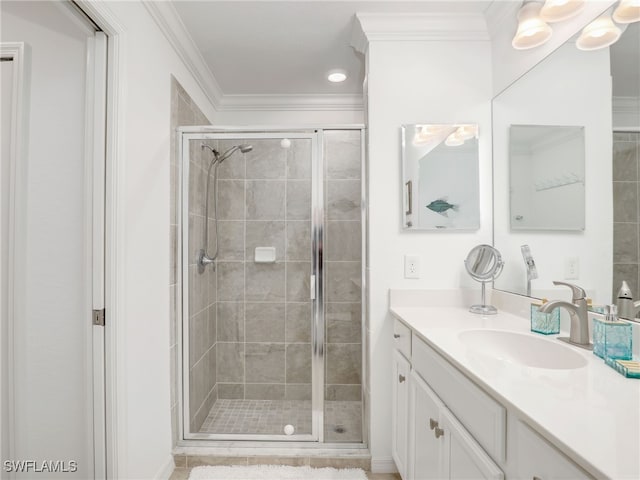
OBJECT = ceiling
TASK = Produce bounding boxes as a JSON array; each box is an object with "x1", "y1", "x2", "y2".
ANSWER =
[{"x1": 171, "y1": 0, "x2": 494, "y2": 97}]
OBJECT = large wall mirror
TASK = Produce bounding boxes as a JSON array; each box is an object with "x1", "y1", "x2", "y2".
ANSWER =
[
  {"x1": 493, "y1": 20, "x2": 640, "y2": 308},
  {"x1": 401, "y1": 124, "x2": 480, "y2": 230}
]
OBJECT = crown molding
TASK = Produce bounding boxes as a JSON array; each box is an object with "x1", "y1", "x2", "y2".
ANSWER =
[
  {"x1": 143, "y1": 1, "x2": 224, "y2": 110},
  {"x1": 613, "y1": 96, "x2": 640, "y2": 115},
  {"x1": 143, "y1": 1, "x2": 364, "y2": 113},
  {"x1": 352, "y1": 12, "x2": 490, "y2": 54},
  {"x1": 218, "y1": 93, "x2": 364, "y2": 112}
]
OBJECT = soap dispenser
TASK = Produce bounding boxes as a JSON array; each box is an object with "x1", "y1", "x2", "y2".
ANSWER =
[
  {"x1": 616, "y1": 281, "x2": 635, "y2": 320},
  {"x1": 593, "y1": 304, "x2": 633, "y2": 360}
]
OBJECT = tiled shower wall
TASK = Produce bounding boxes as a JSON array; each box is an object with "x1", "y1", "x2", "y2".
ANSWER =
[
  {"x1": 170, "y1": 77, "x2": 212, "y2": 443},
  {"x1": 213, "y1": 137, "x2": 315, "y2": 402},
  {"x1": 613, "y1": 132, "x2": 640, "y2": 306},
  {"x1": 323, "y1": 130, "x2": 363, "y2": 442}
]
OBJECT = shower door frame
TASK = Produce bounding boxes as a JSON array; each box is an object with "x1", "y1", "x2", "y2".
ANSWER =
[{"x1": 178, "y1": 127, "x2": 325, "y2": 442}]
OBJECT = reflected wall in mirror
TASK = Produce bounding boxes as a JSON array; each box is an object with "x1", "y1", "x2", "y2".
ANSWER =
[
  {"x1": 402, "y1": 124, "x2": 480, "y2": 230},
  {"x1": 494, "y1": 22, "x2": 640, "y2": 307},
  {"x1": 510, "y1": 125, "x2": 585, "y2": 231},
  {"x1": 492, "y1": 39, "x2": 614, "y2": 304}
]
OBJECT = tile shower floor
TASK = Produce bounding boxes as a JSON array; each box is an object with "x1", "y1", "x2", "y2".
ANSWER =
[{"x1": 199, "y1": 399, "x2": 362, "y2": 442}]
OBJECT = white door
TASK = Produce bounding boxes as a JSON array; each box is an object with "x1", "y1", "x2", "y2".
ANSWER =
[
  {"x1": 441, "y1": 409, "x2": 504, "y2": 480},
  {"x1": 0, "y1": 2, "x2": 106, "y2": 478}
]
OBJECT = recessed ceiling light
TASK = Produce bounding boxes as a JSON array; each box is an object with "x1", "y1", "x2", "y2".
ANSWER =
[{"x1": 327, "y1": 70, "x2": 347, "y2": 83}]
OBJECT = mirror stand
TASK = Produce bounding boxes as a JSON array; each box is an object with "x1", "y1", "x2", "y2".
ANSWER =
[
  {"x1": 469, "y1": 282, "x2": 497, "y2": 315},
  {"x1": 465, "y1": 244, "x2": 504, "y2": 315}
]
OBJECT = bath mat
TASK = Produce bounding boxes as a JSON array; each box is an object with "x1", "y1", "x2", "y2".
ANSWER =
[{"x1": 188, "y1": 464, "x2": 368, "y2": 480}]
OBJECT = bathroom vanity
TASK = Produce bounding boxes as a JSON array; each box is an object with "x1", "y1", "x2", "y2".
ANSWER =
[{"x1": 389, "y1": 290, "x2": 640, "y2": 480}]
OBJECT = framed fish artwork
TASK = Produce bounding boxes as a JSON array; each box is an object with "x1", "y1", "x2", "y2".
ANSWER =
[{"x1": 401, "y1": 124, "x2": 480, "y2": 230}]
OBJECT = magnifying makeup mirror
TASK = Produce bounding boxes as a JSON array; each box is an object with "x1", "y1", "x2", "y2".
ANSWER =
[{"x1": 465, "y1": 244, "x2": 504, "y2": 315}]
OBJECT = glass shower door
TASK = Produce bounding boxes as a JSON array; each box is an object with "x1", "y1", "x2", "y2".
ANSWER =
[{"x1": 180, "y1": 130, "x2": 322, "y2": 441}]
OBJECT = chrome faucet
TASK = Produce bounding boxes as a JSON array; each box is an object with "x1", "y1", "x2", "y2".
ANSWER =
[{"x1": 538, "y1": 281, "x2": 592, "y2": 349}]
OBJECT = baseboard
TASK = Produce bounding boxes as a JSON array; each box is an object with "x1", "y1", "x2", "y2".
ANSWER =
[
  {"x1": 370, "y1": 456, "x2": 397, "y2": 474},
  {"x1": 155, "y1": 454, "x2": 176, "y2": 480}
]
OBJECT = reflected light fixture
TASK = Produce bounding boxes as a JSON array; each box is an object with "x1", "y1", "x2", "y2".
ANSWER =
[
  {"x1": 613, "y1": 0, "x2": 640, "y2": 24},
  {"x1": 512, "y1": 1, "x2": 553, "y2": 50},
  {"x1": 540, "y1": 0, "x2": 585, "y2": 22},
  {"x1": 455, "y1": 125, "x2": 478, "y2": 141},
  {"x1": 445, "y1": 131, "x2": 464, "y2": 147},
  {"x1": 576, "y1": 8, "x2": 624, "y2": 51},
  {"x1": 327, "y1": 69, "x2": 347, "y2": 83}
]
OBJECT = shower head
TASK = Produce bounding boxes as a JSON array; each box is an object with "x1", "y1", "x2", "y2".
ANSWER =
[
  {"x1": 216, "y1": 144, "x2": 253, "y2": 163},
  {"x1": 201, "y1": 143, "x2": 252, "y2": 164}
]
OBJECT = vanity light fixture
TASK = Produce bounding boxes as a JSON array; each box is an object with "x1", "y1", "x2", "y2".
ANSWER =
[
  {"x1": 576, "y1": 8, "x2": 624, "y2": 51},
  {"x1": 540, "y1": 0, "x2": 585, "y2": 22},
  {"x1": 512, "y1": 0, "x2": 553, "y2": 50},
  {"x1": 613, "y1": 0, "x2": 640, "y2": 24},
  {"x1": 327, "y1": 69, "x2": 347, "y2": 83}
]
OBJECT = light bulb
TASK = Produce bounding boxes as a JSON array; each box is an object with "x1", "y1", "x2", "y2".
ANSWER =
[
  {"x1": 512, "y1": 1, "x2": 553, "y2": 50},
  {"x1": 576, "y1": 11, "x2": 622, "y2": 51},
  {"x1": 613, "y1": 0, "x2": 640, "y2": 24},
  {"x1": 540, "y1": 0, "x2": 585, "y2": 22}
]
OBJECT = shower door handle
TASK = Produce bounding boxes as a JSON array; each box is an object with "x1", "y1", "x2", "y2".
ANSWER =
[{"x1": 310, "y1": 275, "x2": 316, "y2": 300}]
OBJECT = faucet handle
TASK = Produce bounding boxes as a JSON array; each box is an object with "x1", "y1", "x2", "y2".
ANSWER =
[{"x1": 553, "y1": 281, "x2": 586, "y2": 301}]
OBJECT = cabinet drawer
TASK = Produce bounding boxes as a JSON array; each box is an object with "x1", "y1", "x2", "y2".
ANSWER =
[
  {"x1": 393, "y1": 318, "x2": 411, "y2": 359},
  {"x1": 412, "y1": 336, "x2": 506, "y2": 463}
]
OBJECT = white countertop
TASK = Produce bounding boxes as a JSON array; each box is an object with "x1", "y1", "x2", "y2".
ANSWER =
[{"x1": 390, "y1": 302, "x2": 640, "y2": 479}]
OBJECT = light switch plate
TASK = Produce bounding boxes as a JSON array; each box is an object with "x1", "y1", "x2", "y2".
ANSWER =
[{"x1": 404, "y1": 255, "x2": 420, "y2": 279}]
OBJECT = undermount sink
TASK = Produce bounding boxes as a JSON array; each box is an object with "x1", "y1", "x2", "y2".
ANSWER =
[{"x1": 458, "y1": 329, "x2": 588, "y2": 370}]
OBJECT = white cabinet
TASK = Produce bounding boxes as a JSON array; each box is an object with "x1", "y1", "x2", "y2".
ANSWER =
[
  {"x1": 442, "y1": 409, "x2": 504, "y2": 480},
  {"x1": 392, "y1": 350, "x2": 411, "y2": 479},
  {"x1": 408, "y1": 371, "x2": 444, "y2": 480},
  {"x1": 514, "y1": 421, "x2": 593, "y2": 480},
  {"x1": 408, "y1": 370, "x2": 503, "y2": 480}
]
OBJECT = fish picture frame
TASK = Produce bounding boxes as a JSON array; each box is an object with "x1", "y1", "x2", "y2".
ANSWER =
[{"x1": 401, "y1": 124, "x2": 481, "y2": 230}]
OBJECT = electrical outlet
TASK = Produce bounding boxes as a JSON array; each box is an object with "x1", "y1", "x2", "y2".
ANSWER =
[
  {"x1": 565, "y1": 257, "x2": 579, "y2": 280},
  {"x1": 404, "y1": 255, "x2": 420, "y2": 279}
]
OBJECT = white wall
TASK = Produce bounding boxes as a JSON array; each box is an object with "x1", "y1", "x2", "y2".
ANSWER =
[
  {"x1": 493, "y1": 44, "x2": 612, "y2": 304},
  {"x1": 366, "y1": 39, "x2": 493, "y2": 469}
]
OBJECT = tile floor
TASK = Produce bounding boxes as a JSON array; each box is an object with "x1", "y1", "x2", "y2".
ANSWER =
[
  {"x1": 198, "y1": 399, "x2": 363, "y2": 443},
  {"x1": 200, "y1": 399, "x2": 312, "y2": 435}
]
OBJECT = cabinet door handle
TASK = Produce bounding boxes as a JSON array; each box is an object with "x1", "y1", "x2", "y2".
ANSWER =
[
  {"x1": 533, "y1": 477, "x2": 542, "y2": 480},
  {"x1": 398, "y1": 374, "x2": 406, "y2": 383},
  {"x1": 429, "y1": 418, "x2": 438, "y2": 430},
  {"x1": 393, "y1": 333, "x2": 401, "y2": 338},
  {"x1": 434, "y1": 427, "x2": 444, "y2": 439}
]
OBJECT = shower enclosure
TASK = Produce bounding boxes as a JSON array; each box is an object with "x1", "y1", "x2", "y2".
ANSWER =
[{"x1": 177, "y1": 127, "x2": 364, "y2": 443}]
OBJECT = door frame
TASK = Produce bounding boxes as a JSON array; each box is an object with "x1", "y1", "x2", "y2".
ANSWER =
[
  {"x1": 70, "y1": 2, "x2": 126, "y2": 478},
  {"x1": 0, "y1": 41, "x2": 29, "y2": 478},
  {"x1": 177, "y1": 128, "x2": 324, "y2": 443}
]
